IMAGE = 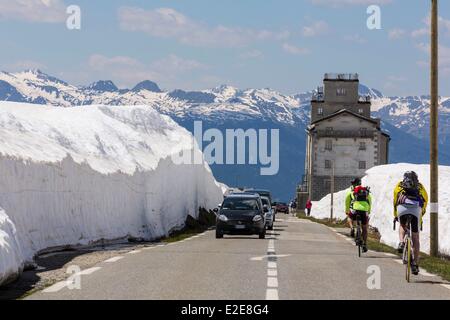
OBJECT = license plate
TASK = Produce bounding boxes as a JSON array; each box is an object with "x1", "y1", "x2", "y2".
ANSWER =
[{"x1": 235, "y1": 225, "x2": 246, "y2": 229}]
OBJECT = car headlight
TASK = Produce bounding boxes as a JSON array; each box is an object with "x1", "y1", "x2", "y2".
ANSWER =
[
  {"x1": 253, "y1": 215, "x2": 262, "y2": 222},
  {"x1": 218, "y1": 214, "x2": 228, "y2": 222}
]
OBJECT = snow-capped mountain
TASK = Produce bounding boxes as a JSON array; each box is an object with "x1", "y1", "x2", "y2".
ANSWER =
[{"x1": 1, "y1": 69, "x2": 449, "y2": 200}]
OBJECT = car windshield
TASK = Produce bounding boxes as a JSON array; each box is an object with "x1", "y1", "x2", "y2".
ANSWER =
[
  {"x1": 222, "y1": 198, "x2": 259, "y2": 211},
  {"x1": 261, "y1": 198, "x2": 270, "y2": 206}
]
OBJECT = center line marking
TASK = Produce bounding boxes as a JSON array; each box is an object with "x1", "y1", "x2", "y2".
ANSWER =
[
  {"x1": 267, "y1": 277, "x2": 278, "y2": 288},
  {"x1": 104, "y1": 256, "x2": 124, "y2": 263}
]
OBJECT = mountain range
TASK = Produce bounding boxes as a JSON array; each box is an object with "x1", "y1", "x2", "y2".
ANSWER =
[{"x1": 1, "y1": 69, "x2": 450, "y2": 201}]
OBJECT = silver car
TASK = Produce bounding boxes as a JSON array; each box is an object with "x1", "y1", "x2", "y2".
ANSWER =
[{"x1": 261, "y1": 196, "x2": 274, "y2": 230}]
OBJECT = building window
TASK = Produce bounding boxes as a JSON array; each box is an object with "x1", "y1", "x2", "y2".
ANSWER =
[
  {"x1": 358, "y1": 108, "x2": 364, "y2": 114},
  {"x1": 359, "y1": 142, "x2": 366, "y2": 150},
  {"x1": 336, "y1": 88, "x2": 347, "y2": 96},
  {"x1": 325, "y1": 160, "x2": 332, "y2": 169},
  {"x1": 325, "y1": 127, "x2": 333, "y2": 135},
  {"x1": 317, "y1": 107, "x2": 323, "y2": 115},
  {"x1": 325, "y1": 139, "x2": 332, "y2": 151},
  {"x1": 360, "y1": 128, "x2": 368, "y2": 137},
  {"x1": 324, "y1": 179, "x2": 331, "y2": 191},
  {"x1": 359, "y1": 161, "x2": 366, "y2": 169}
]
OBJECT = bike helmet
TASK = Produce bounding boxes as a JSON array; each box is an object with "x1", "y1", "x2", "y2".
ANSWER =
[
  {"x1": 351, "y1": 177, "x2": 361, "y2": 187},
  {"x1": 402, "y1": 171, "x2": 419, "y2": 189}
]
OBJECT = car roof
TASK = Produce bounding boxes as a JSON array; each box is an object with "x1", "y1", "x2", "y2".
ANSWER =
[
  {"x1": 225, "y1": 193, "x2": 260, "y2": 199},
  {"x1": 244, "y1": 188, "x2": 271, "y2": 193}
]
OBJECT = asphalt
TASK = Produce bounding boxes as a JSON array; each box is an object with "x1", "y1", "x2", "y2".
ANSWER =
[{"x1": 27, "y1": 215, "x2": 450, "y2": 300}]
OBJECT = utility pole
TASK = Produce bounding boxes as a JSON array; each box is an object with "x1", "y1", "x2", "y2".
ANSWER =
[
  {"x1": 330, "y1": 161, "x2": 335, "y2": 221},
  {"x1": 430, "y1": 0, "x2": 439, "y2": 257}
]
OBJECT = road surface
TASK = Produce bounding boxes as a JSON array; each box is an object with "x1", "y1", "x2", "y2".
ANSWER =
[{"x1": 27, "y1": 215, "x2": 450, "y2": 300}]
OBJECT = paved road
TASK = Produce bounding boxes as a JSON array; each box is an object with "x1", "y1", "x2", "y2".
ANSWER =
[{"x1": 27, "y1": 215, "x2": 450, "y2": 300}]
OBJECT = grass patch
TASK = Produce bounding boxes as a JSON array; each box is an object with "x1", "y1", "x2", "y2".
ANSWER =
[
  {"x1": 162, "y1": 207, "x2": 216, "y2": 243},
  {"x1": 162, "y1": 227, "x2": 206, "y2": 243},
  {"x1": 296, "y1": 211, "x2": 450, "y2": 282}
]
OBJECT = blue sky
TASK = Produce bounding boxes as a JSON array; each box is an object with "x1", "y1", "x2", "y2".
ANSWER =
[{"x1": 0, "y1": 0, "x2": 449, "y2": 96}]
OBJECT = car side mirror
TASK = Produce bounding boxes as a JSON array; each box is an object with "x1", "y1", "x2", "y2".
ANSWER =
[{"x1": 213, "y1": 208, "x2": 219, "y2": 213}]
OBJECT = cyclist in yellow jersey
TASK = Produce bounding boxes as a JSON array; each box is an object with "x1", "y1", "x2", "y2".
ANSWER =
[{"x1": 393, "y1": 171, "x2": 428, "y2": 275}]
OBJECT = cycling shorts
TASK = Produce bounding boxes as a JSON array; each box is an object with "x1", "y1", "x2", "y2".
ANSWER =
[
  {"x1": 399, "y1": 214, "x2": 419, "y2": 233},
  {"x1": 349, "y1": 210, "x2": 369, "y2": 225}
]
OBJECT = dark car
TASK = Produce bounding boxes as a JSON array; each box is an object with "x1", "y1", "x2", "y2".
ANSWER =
[
  {"x1": 276, "y1": 202, "x2": 289, "y2": 214},
  {"x1": 214, "y1": 194, "x2": 266, "y2": 239}
]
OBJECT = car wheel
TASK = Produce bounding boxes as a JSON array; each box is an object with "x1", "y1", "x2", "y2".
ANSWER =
[{"x1": 216, "y1": 229, "x2": 223, "y2": 239}]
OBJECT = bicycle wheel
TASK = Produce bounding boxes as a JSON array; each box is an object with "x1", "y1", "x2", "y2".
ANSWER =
[
  {"x1": 406, "y1": 239, "x2": 411, "y2": 283},
  {"x1": 356, "y1": 226, "x2": 361, "y2": 257}
]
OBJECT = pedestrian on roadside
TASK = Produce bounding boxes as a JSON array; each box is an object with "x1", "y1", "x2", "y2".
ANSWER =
[{"x1": 306, "y1": 199, "x2": 312, "y2": 216}]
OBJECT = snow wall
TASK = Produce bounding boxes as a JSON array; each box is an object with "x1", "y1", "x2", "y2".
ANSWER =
[
  {"x1": 311, "y1": 163, "x2": 450, "y2": 256},
  {"x1": 0, "y1": 102, "x2": 225, "y2": 285}
]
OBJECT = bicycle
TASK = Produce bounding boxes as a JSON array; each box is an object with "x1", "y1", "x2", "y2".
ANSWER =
[
  {"x1": 354, "y1": 211, "x2": 364, "y2": 258},
  {"x1": 394, "y1": 215, "x2": 419, "y2": 283}
]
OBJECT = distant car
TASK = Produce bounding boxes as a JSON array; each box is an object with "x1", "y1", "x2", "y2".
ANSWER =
[
  {"x1": 214, "y1": 194, "x2": 266, "y2": 239},
  {"x1": 276, "y1": 202, "x2": 289, "y2": 214},
  {"x1": 244, "y1": 188, "x2": 275, "y2": 220},
  {"x1": 244, "y1": 189, "x2": 273, "y2": 206},
  {"x1": 261, "y1": 196, "x2": 274, "y2": 230}
]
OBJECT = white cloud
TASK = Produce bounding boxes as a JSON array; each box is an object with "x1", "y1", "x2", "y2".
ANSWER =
[
  {"x1": 388, "y1": 28, "x2": 406, "y2": 40},
  {"x1": 282, "y1": 43, "x2": 310, "y2": 55},
  {"x1": 86, "y1": 54, "x2": 208, "y2": 89},
  {"x1": 416, "y1": 43, "x2": 450, "y2": 76},
  {"x1": 302, "y1": 20, "x2": 330, "y2": 37},
  {"x1": 343, "y1": 34, "x2": 367, "y2": 44},
  {"x1": 310, "y1": 0, "x2": 392, "y2": 6},
  {"x1": 118, "y1": 7, "x2": 289, "y2": 48},
  {"x1": 0, "y1": 0, "x2": 66, "y2": 23},
  {"x1": 239, "y1": 50, "x2": 264, "y2": 60},
  {"x1": 5, "y1": 59, "x2": 47, "y2": 71},
  {"x1": 411, "y1": 14, "x2": 450, "y2": 38}
]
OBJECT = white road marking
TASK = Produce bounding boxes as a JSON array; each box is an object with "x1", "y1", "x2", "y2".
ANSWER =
[
  {"x1": 42, "y1": 267, "x2": 102, "y2": 294},
  {"x1": 420, "y1": 270, "x2": 435, "y2": 277},
  {"x1": 251, "y1": 254, "x2": 291, "y2": 261},
  {"x1": 266, "y1": 288, "x2": 279, "y2": 300},
  {"x1": 104, "y1": 256, "x2": 124, "y2": 263},
  {"x1": 79, "y1": 267, "x2": 102, "y2": 275},
  {"x1": 265, "y1": 234, "x2": 279, "y2": 300},
  {"x1": 126, "y1": 249, "x2": 142, "y2": 254},
  {"x1": 267, "y1": 277, "x2": 278, "y2": 288},
  {"x1": 42, "y1": 281, "x2": 67, "y2": 293},
  {"x1": 268, "y1": 269, "x2": 278, "y2": 277}
]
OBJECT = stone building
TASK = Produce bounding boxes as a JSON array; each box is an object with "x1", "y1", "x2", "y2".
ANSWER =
[{"x1": 297, "y1": 73, "x2": 390, "y2": 208}]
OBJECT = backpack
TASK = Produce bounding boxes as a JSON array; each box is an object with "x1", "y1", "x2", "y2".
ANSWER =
[{"x1": 353, "y1": 186, "x2": 370, "y2": 202}]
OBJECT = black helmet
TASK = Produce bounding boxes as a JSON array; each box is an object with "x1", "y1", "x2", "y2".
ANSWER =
[
  {"x1": 351, "y1": 178, "x2": 361, "y2": 187},
  {"x1": 402, "y1": 171, "x2": 419, "y2": 189}
]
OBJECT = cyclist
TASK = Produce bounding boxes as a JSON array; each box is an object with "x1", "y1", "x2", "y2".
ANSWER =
[
  {"x1": 345, "y1": 178, "x2": 372, "y2": 253},
  {"x1": 393, "y1": 171, "x2": 428, "y2": 275}
]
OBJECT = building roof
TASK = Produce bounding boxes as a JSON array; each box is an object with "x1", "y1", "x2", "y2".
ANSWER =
[
  {"x1": 308, "y1": 109, "x2": 390, "y2": 137},
  {"x1": 312, "y1": 109, "x2": 377, "y2": 125}
]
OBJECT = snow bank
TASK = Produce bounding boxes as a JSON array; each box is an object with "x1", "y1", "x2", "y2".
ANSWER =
[
  {"x1": 0, "y1": 207, "x2": 24, "y2": 286},
  {"x1": 311, "y1": 163, "x2": 450, "y2": 256},
  {"x1": 0, "y1": 102, "x2": 224, "y2": 284}
]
